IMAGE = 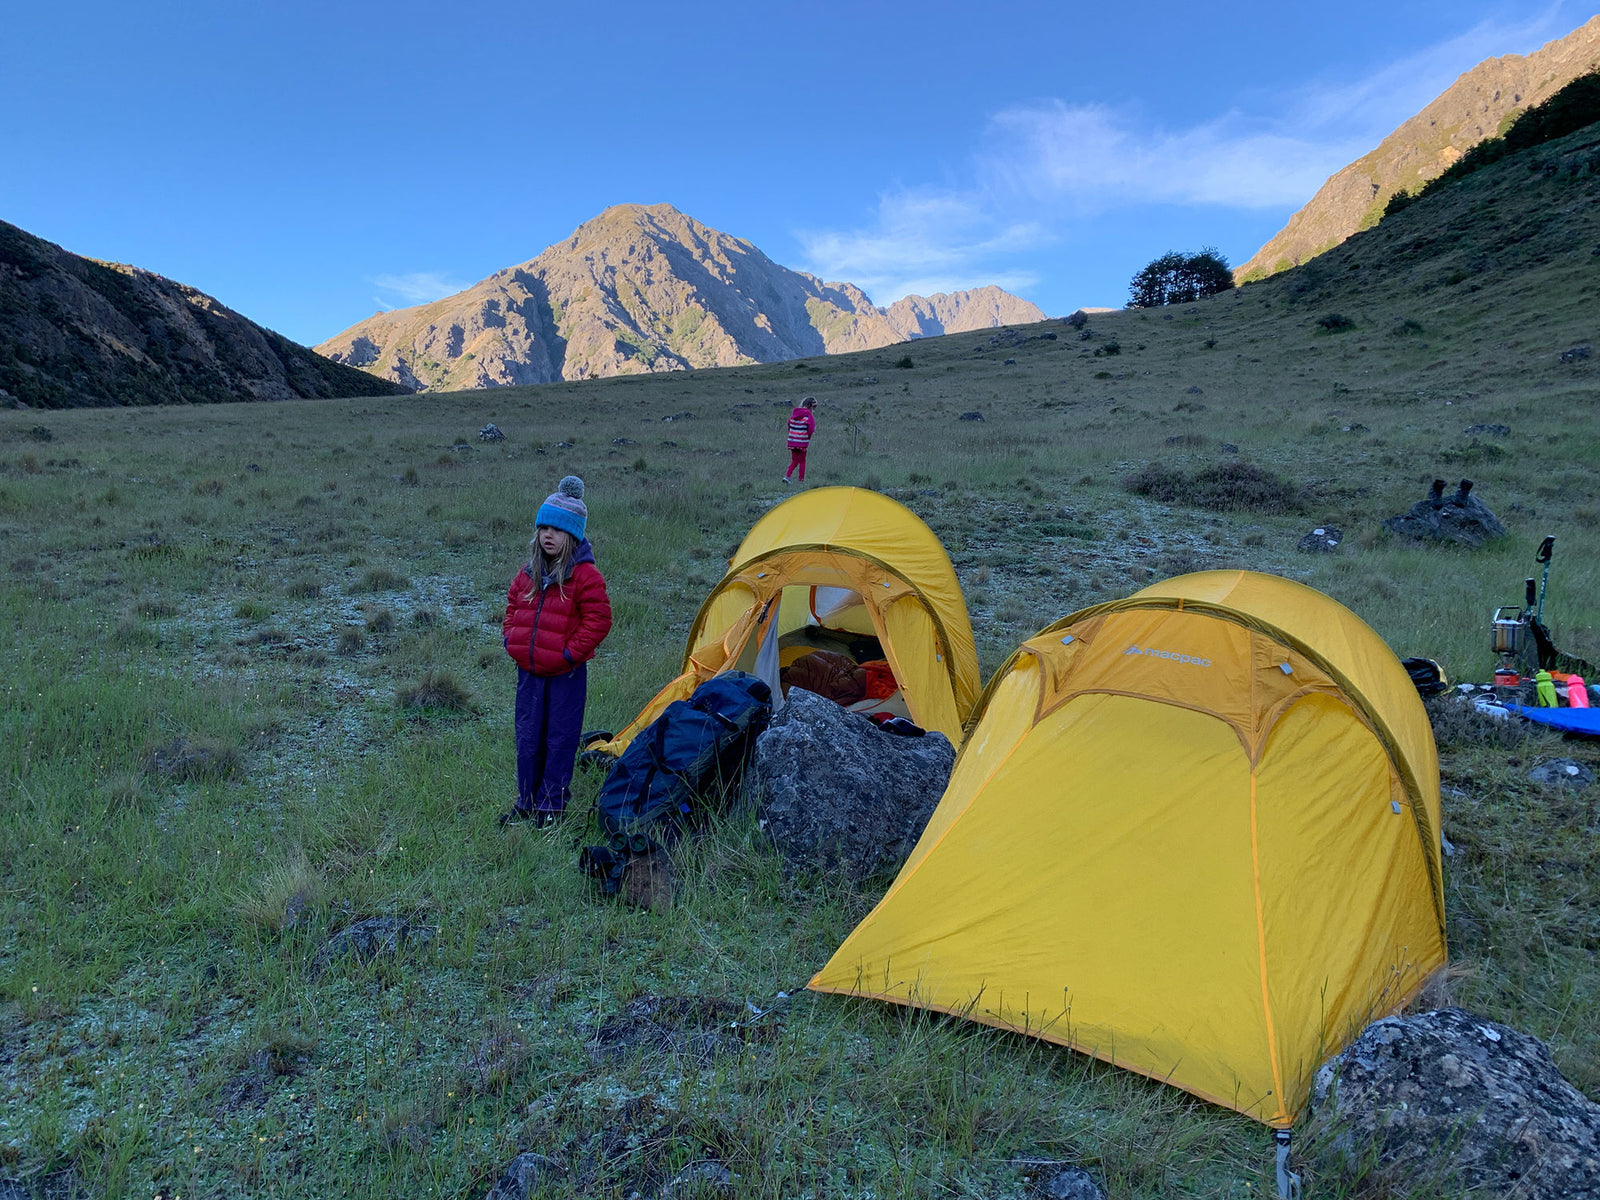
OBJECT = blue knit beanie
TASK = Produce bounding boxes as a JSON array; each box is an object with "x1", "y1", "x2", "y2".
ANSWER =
[{"x1": 536, "y1": 475, "x2": 587, "y2": 541}]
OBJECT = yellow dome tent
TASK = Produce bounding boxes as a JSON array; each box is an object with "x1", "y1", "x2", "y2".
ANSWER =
[
  {"x1": 811, "y1": 570, "x2": 1446, "y2": 1127},
  {"x1": 595, "y1": 487, "x2": 981, "y2": 752}
]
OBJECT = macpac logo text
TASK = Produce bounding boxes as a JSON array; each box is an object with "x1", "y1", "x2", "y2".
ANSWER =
[{"x1": 1123, "y1": 644, "x2": 1212, "y2": 667}]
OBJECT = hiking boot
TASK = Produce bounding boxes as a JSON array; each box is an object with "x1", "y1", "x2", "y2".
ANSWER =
[
  {"x1": 532, "y1": 809, "x2": 565, "y2": 830},
  {"x1": 498, "y1": 806, "x2": 535, "y2": 828}
]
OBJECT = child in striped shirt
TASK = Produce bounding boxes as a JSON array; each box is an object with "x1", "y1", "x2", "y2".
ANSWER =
[{"x1": 783, "y1": 396, "x2": 816, "y2": 484}]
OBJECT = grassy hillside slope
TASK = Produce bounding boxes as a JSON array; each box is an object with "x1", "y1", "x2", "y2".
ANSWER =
[{"x1": 0, "y1": 124, "x2": 1597, "y2": 1198}]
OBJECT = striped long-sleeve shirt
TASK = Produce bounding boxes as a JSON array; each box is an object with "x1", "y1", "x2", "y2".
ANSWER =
[{"x1": 786, "y1": 407, "x2": 815, "y2": 449}]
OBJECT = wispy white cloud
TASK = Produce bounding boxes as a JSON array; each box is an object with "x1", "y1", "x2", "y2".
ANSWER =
[
  {"x1": 371, "y1": 271, "x2": 472, "y2": 304},
  {"x1": 981, "y1": 104, "x2": 1366, "y2": 210},
  {"x1": 798, "y1": 190, "x2": 1045, "y2": 303},
  {"x1": 798, "y1": 10, "x2": 1574, "y2": 302}
]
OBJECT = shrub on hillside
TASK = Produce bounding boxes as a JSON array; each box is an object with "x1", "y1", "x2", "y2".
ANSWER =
[
  {"x1": 1122, "y1": 461, "x2": 1304, "y2": 512},
  {"x1": 1317, "y1": 313, "x2": 1356, "y2": 333}
]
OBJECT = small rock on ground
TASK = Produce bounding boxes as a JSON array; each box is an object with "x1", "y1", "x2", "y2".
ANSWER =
[
  {"x1": 310, "y1": 917, "x2": 433, "y2": 976},
  {"x1": 959, "y1": 411, "x2": 984, "y2": 421},
  {"x1": 1527, "y1": 758, "x2": 1595, "y2": 788},
  {"x1": 1035, "y1": 1166, "x2": 1105, "y2": 1199},
  {"x1": 661, "y1": 1161, "x2": 734, "y2": 1197},
  {"x1": 1296, "y1": 525, "x2": 1342, "y2": 553},
  {"x1": 483, "y1": 1152, "x2": 561, "y2": 1200}
]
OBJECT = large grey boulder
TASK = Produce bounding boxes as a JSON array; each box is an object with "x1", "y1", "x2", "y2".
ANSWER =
[
  {"x1": 748, "y1": 688, "x2": 955, "y2": 883},
  {"x1": 1382, "y1": 478, "x2": 1507, "y2": 547},
  {"x1": 1311, "y1": 1007, "x2": 1600, "y2": 1197}
]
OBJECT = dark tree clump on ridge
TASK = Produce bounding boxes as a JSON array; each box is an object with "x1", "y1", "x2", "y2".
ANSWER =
[{"x1": 1127, "y1": 248, "x2": 1235, "y2": 308}]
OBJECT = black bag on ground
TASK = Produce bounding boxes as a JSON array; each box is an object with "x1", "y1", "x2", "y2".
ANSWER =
[{"x1": 589, "y1": 671, "x2": 773, "y2": 847}]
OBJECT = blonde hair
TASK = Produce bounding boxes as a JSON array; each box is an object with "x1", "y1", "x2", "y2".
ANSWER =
[{"x1": 526, "y1": 527, "x2": 577, "y2": 600}]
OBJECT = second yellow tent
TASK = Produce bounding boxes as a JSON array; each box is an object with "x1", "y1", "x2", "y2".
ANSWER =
[{"x1": 811, "y1": 570, "x2": 1446, "y2": 1127}]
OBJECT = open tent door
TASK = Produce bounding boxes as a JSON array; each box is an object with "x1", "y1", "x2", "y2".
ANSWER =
[{"x1": 593, "y1": 488, "x2": 980, "y2": 754}]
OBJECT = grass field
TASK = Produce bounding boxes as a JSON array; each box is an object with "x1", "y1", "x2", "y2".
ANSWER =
[{"x1": 2, "y1": 125, "x2": 1598, "y2": 1199}]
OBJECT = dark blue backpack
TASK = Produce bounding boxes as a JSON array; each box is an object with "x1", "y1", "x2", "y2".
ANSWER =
[{"x1": 580, "y1": 673, "x2": 773, "y2": 891}]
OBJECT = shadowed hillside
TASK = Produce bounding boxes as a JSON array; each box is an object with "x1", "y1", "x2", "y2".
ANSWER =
[
  {"x1": 0, "y1": 221, "x2": 410, "y2": 408},
  {"x1": 314, "y1": 203, "x2": 1046, "y2": 390}
]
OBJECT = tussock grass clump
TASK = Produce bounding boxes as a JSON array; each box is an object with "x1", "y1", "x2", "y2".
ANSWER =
[
  {"x1": 239, "y1": 1023, "x2": 316, "y2": 1077},
  {"x1": 350, "y1": 567, "x2": 409, "y2": 593},
  {"x1": 1316, "y1": 312, "x2": 1357, "y2": 333},
  {"x1": 1122, "y1": 461, "x2": 1304, "y2": 512},
  {"x1": 99, "y1": 772, "x2": 152, "y2": 812},
  {"x1": 364, "y1": 605, "x2": 395, "y2": 633},
  {"x1": 336, "y1": 627, "x2": 364, "y2": 655},
  {"x1": 234, "y1": 600, "x2": 272, "y2": 621},
  {"x1": 283, "y1": 576, "x2": 323, "y2": 598},
  {"x1": 234, "y1": 852, "x2": 327, "y2": 931},
  {"x1": 396, "y1": 669, "x2": 473, "y2": 713},
  {"x1": 142, "y1": 734, "x2": 241, "y2": 781},
  {"x1": 134, "y1": 597, "x2": 177, "y2": 618},
  {"x1": 457, "y1": 1016, "x2": 532, "y2": 1095}
]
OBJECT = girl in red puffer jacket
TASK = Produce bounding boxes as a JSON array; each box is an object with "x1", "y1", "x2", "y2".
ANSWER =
[{"x1": 500, "y1": 475, "x2": 613, "y2": 827}]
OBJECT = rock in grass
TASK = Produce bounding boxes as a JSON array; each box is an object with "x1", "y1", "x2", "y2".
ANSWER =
[
  {"x1": 749, "y1": 688, "x2": 955, "y2": 884},
  {"x1": 959, "y1": 410, "x2": 984, "y2": 421},
  {"x1": 1382, "y1": 478, "x2": 1507, "y2": 547},
  {"x1": 478, "y1": 423, "x2": 505, "y2": 442},
  {"x1": 310, "y1": 917, "x2": 432, "y2": 977},
  {"x1": 1463, "y1": 423, "x2": 1510, "y2": 436},
  {"x1": 1296, "y1": 526, "x2": 1343, "y2": 553},
  {"x1": 587, "y1": 995, "x2": 744, "y2": 1066},
  {"x1": 1527, "y1": 758, "x2": 1595, "y2": 788},
  {"x1": 661, "y1": 1161, "x2": 734, "y2": 1196},
  {"x1": 1035, "y1": 1167, "x2": 1105, "y2": 1199},
  {"x1": 483, "y1": 1152, "x2": 561, "y2": 1200},
  {"x1": 1310, "y1": 1007, "x2": 1600, "y2": 1198}
]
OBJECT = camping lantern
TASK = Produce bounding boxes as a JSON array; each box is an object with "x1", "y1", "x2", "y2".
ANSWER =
[{"x1": 1492, "y1": 607, "x2": 1524, "y2": 658}]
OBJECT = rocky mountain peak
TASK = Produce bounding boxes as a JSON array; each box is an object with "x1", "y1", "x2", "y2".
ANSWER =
[{"x1": 316, "y1": 207, "x2": 1046, "y2": 391}]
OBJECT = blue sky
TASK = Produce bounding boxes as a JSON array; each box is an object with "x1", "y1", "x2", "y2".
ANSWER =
[{"x1": 2, "y1": 2, "x2": 1592, "y2": 346}]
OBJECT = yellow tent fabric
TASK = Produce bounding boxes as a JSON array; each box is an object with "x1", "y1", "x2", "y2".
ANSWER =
[
  {"x1": 600, "y1": 487, "x2": 980, "y2": 750},
  {"x1": 811, "y1": 570, "x2": 1445, "y2": 1127}
]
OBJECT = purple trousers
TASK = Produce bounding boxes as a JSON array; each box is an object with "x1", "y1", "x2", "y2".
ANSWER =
[{"x1": 514, "y1": 663, "x2": 586, "y2": 814}]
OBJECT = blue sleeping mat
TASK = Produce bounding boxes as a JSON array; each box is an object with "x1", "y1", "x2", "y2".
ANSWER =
[{"x1": 1506, "y1": 704, "x2": 1600, "y2": 736}]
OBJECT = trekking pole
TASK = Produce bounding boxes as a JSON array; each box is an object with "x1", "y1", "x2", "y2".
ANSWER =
[{"x1": 1534, "y1": 536, "x2": 1555, "y2": 622}]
